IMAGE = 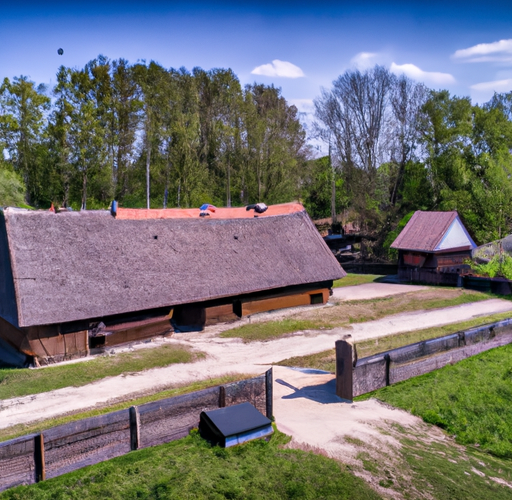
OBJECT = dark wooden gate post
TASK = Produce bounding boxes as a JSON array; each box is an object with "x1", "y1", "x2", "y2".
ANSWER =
[
  {"x1": 219, "y1": 386, "x2": 226, "y2": 408},
  {"x1": 335, "y1": 340, "x2": 353, "y2": 401},
  {"x1": 129, "y1": 406, "x2": 140, "y2": 451},
  {"x1": 34, "y1": 433, "x2": 45, "y2": 483},
  {"x1": 265, "y1": 367, "x2": 273, "y2": 419}
]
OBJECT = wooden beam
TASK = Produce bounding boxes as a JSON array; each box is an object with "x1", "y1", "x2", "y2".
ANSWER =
[
  {"x1": 205, "y1": 304, "x2": 238, "y2": 325},
  {"x1": 239, "y1": 289, "x2": 329, "y2": 317}
]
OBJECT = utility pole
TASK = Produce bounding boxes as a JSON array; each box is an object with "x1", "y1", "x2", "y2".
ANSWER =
[{"x1": 330, "y1": 139, "x2": 336, "y2": 226}]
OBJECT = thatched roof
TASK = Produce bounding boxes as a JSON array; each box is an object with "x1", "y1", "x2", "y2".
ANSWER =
[
  {"x1": 1, "y1": 205, "x2": 344, "y2": 328},
  {"x1": 391, "y1": 211, "x2": 476, "y2": 253}
]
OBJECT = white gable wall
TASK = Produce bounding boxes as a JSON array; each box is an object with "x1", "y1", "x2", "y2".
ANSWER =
[{"x1": 435, "y1": 217, "x2": 476, "y2": 251}]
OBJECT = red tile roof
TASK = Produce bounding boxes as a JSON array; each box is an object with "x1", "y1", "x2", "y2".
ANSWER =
[
  {"x1": 116, "y1": 202, "x2": 304, "y2": 220},
  {"x1": 390, "y1": 211, "x2": 459, "y2": 252}
]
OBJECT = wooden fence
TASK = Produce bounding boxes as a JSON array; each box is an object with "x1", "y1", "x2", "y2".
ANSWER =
[
  {"x1": 335, "y1": 319, "x2": 512, "y2": 401},
  {"x1": 0, "y1": 369, "x2": 273, "y2": 492}
]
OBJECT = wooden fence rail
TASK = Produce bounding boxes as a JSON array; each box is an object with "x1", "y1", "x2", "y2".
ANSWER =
[
  {"x1": 336, "y1": 319, "x2": 512, "y2": 401},
  {"x1": 0, "y1": 369, "x2": 272, "y2": 492}
]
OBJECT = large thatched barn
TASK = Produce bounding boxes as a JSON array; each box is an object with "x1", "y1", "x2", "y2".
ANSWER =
[
  {"x1": 0, "y1": 203, "x2": 345, "y2": 366},
  {"x1": 391, "y1": 210, "x2": 476, "y2": 285}
]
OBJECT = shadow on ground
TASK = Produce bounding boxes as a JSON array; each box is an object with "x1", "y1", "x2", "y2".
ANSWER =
[{"x1": 276, "y1": 377, "x2": 349, "y2": 404}]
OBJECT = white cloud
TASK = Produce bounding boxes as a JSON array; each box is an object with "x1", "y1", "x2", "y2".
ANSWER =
[
  {"x1": 390, "y1": 63, "x2": 456, "y2": 85},
  {"x1": 288, "y1": 99, "x2": 314, "y2": 113},
  {"x1": 251, "y1": 59, "x2": 305, "y2": 78},
  {"x1": 351, "y1": 52, "x2": 379, "y2": 70},
  {"x1": 453, "y1": 39, "x2": 512, "y2": 63},
  {"x1": 470, "y1": 78, "x2": 512, "y2": 92}
]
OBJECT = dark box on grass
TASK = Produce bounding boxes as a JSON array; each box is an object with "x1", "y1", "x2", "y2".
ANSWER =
[{"x1": 199, "y1": 402, "x2": 273, "y2": 447}]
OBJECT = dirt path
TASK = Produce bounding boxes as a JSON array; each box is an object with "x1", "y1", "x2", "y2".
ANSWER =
[
  {"x1": 1, "y1": 292, "x2": 511, "y2": 430},
  {"x1": 272, "y1": 366, "x2": 458, "y2": 499}
]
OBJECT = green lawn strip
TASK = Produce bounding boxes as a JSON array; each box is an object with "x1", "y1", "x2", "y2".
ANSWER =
[
  {"x1": 220, "y1": 318, "x2": 334, "y2": 343},
  {"x1": 273, "y1": 312, "x2": 512, "y2": 373},
  {"x1": 333, "y1": 273, "x2": 385, "y2": 288},
  {"x1": 0, "y1": 344, "x2": 204, "y2": 401},
  {"x1": 342, "y1": 290, "x2": 490, "y2": 324},
  {"x1": 0, "y1": 430, "x2": 381, "y2": 500},
  {"x1": 356, "y1": 343, "x2": 512, "y2": 458},
  {"x1": 274, "y1": 350, "x2": 337, "y2": 373},
  {"x1": 222, "y1": 290, "x2": 491, "y2": 343},
  {"x1": 0, "y1": 374, "x2": 251, "y2": 443}
]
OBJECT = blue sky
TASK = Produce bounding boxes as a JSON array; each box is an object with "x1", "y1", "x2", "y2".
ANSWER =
[{"x1": 2, "y1": 0, "x2": 512, "y2": 137}]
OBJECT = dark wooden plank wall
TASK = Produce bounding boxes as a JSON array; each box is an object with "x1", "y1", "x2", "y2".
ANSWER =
[
  {"x1": 336, "y1": 319, "x2": 512, "y2": 401},
  {"x1": 43, "y1": 410, "x2": 131, "y2": 479},
  {"x1": 0, "y1": 371, "x2": 272, "y2": 492},
  {"x1": 0, "y1": 434, "x2": 37, "y2": 491},
  {"x1": 138, "y1": 387, "x2": 220, "y2": 448},
  {"x1": 398, "y1": 267, "x2": 460, "y2": 285},
  {"x1": 224, "y1": 375, "x2": 267, "y2": 416}
]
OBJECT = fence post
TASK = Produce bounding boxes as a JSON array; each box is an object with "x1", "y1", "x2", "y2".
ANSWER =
[
  {"x1": 265, "y1": 367, "x2": 273, "y2": 419},
  {"x1": 34, "y1": 433, "x2": 45, "y2": 483},
  {"x1": 385, "y1": 354, "x2": 391, "y2": 386},
  {"x1": 219, "y1": 386, "x2": 226, "y2": 408},
  {"x1": 335, "y1": 340, "x2": 353, "y2": 401},
  {"x1": 129, "y1": 406, "x2": 140, "y2": 451}
]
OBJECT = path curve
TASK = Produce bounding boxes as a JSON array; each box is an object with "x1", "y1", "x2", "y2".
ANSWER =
[{"x1": 1, "y1": 296, "x2": 511, "y2": 430}]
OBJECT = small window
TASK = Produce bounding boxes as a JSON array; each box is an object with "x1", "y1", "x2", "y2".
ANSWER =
[{"x1": 310, "y1": 293, "x2": 324, "y2": 305}]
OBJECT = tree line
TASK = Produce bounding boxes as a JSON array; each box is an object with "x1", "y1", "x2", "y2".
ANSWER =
[
  {"x1": 0, "y1": 56, "x2": 309, "y2": 210},
  {"x1": 315, "y1": 66, "x2": 512, "y2": 253},
  {"x1": 1, "y1": 59, "x2": 512, "y2": 254}
]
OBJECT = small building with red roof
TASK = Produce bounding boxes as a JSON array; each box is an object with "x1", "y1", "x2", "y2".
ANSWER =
[{"x1": 391, "y1": 211, "x2": 476, "y2": 285}]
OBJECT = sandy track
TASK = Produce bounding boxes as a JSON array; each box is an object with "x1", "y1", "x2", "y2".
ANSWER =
[{"x1": 1, "y1": 293, "x2": 511, "y2": 431}]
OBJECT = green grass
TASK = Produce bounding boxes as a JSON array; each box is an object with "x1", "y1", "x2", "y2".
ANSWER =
[
  {"x1": 222, "y1": 289, "x2": 490, "y2": 343},
  {"x1": 357, "y1": 343, "x2": 512, "y2": 458},
  {"x1": 220, "y1": 319, "x2": 332, "y2": 343},
  {"x1": 397, "y1": 436, "x2": 512, "y2": 500},
  {"x1": 0, "y1": 374, "x2": 251, "y2": 443},
  {"x1": 348, "y1": 423, "x2": 512, "y2": 500},
  {"x1": 0, "y1": 344, "x2": 204, "y2": 400},
  {"x1": 333, "y1": 273, "x2": 385, "y2": 288},
  {"x1": 0, "y1": 430, "x2": 381, "y2": 500},
  {"x1": 274, "y1": 350, "x2": 337, "y2": 373}
]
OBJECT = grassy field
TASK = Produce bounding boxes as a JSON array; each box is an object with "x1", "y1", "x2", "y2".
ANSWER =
[
  {"x1": 0, "y1": 344, "x2": 203, "y2": 400},
  {"x1": 357, "y1": 343, "x2": 512, "y2": 459},
  {"x1": 0, "y1": 374, "x2": 250, "y2": 443},
  {"x1": 333, "y1": 273, "x2": 385, "y2": 288},
  {"x1": 0, "y1": 430, "x2": 381, "y2": 500},
  {"x1": 273, "y1": 311, "x2": 512, "y2": 371},
  {"x1": 346, "y1": 422, "x2": 512, "y2": 500},
  {"x1": 221, "y1": 289, "x2": 490, "y2": 343}
]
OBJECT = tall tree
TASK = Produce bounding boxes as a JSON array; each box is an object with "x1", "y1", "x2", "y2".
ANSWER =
[
  {"x1": 67, "y1": 67, "x2": 107, "y2": 209},
  {"x1": 0, "y1": 76, "x2": 50, "y2": 205},
  {"x1": 314, "y1": 66, "x2": 393, "y2": 230}
]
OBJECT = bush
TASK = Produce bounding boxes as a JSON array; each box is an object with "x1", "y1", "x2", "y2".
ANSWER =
[
  {"x1": 471, "y1": 253, "x2": 512, "y2": 280},
  {"x1": 0, "y1": 167, "x2": 26, "y2": 207}
]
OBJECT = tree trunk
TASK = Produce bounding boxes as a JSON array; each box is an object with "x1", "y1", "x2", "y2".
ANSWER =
[
  {"x1": 81, "y1": 171, "x2": 87, "y2": 210},
  {"x1": 146, "y1": 134, "x2": 150, "y2": 209}
]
